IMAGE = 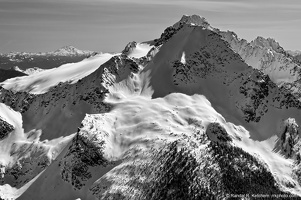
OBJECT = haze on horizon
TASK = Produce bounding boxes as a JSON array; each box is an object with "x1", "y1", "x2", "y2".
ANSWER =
[{"x1": 0, "y1": 0, "x2": 300, "y2": 53}]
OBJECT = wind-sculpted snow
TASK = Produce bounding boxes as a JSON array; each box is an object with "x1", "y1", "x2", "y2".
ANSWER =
[
  {"x1": 122, "y1": 42, "x2": 154, "y2": 59},
  {"x1": 17, "y1": 92, "x2": 298, "y2": 199},
  {"x1": 0, "y1": 103, "x2": 74, "y2": 199},
  {"x1": 0, "y1": 55, "x2": 141, "y2": 199},
  {"x1": 0, "y1": 53, "x2": 116, "y2": 94},
  {"x1": 1, "y1": 14, "x2": 301, "y2": 199},
  {"x1": 0, "y1": 55, "x2": 139, "y2": 140}
]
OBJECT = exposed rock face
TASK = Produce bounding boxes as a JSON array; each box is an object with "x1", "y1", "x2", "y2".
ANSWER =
[
  {"x1": 0, "y1": 118, "x2": 14, "y2": 140},
  {"x1": 275, "y1": 119, "x2": 301, "y2": 189},
  {"x1": 251, "y1": 37, "x2": 285, "y2": 54},
  {"x1": 280, "y1": 119, "x2": 301, "y2": 187},
  {"x1": 0, "y1": 142, "x2": 51, "y2": 188},
  {"x1": 153, "y1": 15, "x2": 212, "y2": 46},
  {"x1": 206, "y1": 122, "x2": 232, "y2": 143},
  {"x1": 122, "y1": 41, "x2": 137, "y2": 55},
  {"x1": 287, "y1": 50, "x2": 301, "y2": 64},
  {"x1": 60, "y1": 114, "x2": 109, "y2": 190},
  {"x1": 220, "y1": 31, "x2": 301, "y2": 100},
  {"x1": 149, "y1": 23, "x2": 301, "y2": 126},
  {"x1": 173, "y1": 14, "x2": 210, "y2": 29},
  {"x1": 295, "y1": 54, "x2": 301, "y2": 63},
  {"x1": 238, "y1": 71, "x2": 271, "y2": 122},
  {"x1": 279, "y1": 118, "x2": 299, "y2": 158},
  {"x1": 153, "y1": 26, "x2": 179, "y2": 47}
]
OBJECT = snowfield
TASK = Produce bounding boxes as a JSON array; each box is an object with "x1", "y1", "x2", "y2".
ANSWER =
[
  {"x1": 0, "y1": 53, "x2": 116, "y2": 94},
  {"x1": 15, "y1": 91, "x2": 301, "y2": 199},
  {"x1": 127, "y1": 43, "x2": 153, "y2": 59}
]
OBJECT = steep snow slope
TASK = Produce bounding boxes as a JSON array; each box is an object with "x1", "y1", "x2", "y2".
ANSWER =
[
  {"x1": 0, "y1": 54, "x2": 140, "y2": 200},
  {"x1": 0, "y1": 103, "x2": 74, "y2": 198},
  {"x1": 122, "y1": 41, "x2": 154, "y2": 59},
  {"x1": 142, "y1": 23, "x2": 301, "y2": 142},
  {"x1": 0, "y1": 53, "x2": 116, "y2": 94},
  {"x1": 0, "y1": 55, "x2": 140, "y2": 141},
  {"x1": 19, "y1": 93, "x2": 296, "y2": 199}
]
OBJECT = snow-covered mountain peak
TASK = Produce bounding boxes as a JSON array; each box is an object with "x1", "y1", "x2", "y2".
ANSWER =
[
  {"x1": 173, "y1": 14, "x2": 210, "y2": 29},
  {"x1": 122, "y1": 41, "x2": 137, "y2": 55},
  {"x1": 0, "y1": 46, "x2": 97, "y2": 61},
  {"x1": 2, "y1": 14, "x2": 301, "y2": 199},
  {"x1": 153, "y1": 15, "x2": 213, "y2": 46},
  {"x1": 220, "y1": 30, "x2": 301, "y2": 98},
  {"x1": 54, "y1": 45, "x2": 78, "y2": 52},
  {"x1": 251, "y1": 36, "x2": 284, "y2": 53},
  {"x1": 52, "y1": 45, "x2": 93, "y2": 56},
  {"x1": 287, "y1": 50, "x2": 301, "y2": 56}
]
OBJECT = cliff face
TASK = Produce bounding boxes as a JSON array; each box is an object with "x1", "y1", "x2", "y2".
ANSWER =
[
  {"x1": 143, "y1": 23, "x2": 301, "y2": 143},
  {"x1": 0, "y1": 118, "x2": 14, "y2": 140},
  {"x1": 221, "y1": 31, "x2": 301, "y2": 100},
  {"x1": 278, "y1": 118, "x2": 300, "y2": 158},
  {"x1": 60, "y1": 114, "x2": 111, "y2": 191},
  {"x1": 0, "y1": 141, "x2": 52, "y2": 188}
]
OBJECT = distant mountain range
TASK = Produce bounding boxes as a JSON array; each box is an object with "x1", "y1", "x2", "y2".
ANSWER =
[
  {"x1": 0, "y1": 46, "x2": 98, "y2": 82},
  {"x1": 0, "y1": 46, "x2": 91, "y2": 70},
  {"x1": 287, "y1": 50, "x2": 301, "y2": 63}
]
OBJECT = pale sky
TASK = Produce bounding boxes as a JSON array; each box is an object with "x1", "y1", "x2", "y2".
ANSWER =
[{"x1": 0, "y1": 0, "x2": 300, "y2": 53}]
